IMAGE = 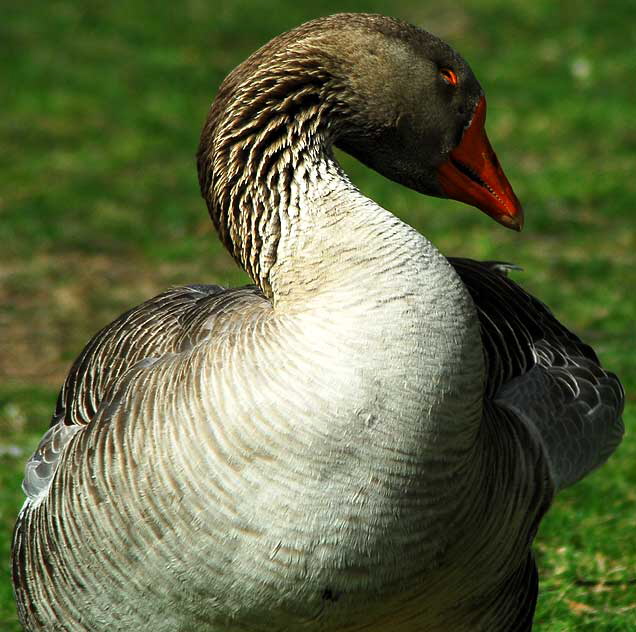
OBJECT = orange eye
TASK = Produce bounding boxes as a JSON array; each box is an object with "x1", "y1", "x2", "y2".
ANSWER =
[{"x1": 440, "y1": 68, "x2": 458, "y2": 86}]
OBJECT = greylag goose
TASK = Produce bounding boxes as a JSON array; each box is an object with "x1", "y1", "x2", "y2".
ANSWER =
[{"x1": 12, "y1": 13, "x2": 624, "y2": 632}]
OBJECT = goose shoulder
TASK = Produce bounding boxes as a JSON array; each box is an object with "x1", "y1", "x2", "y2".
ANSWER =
[
  {"x1": 451, "y1": 257, "x2": 625, "y2": 491},
  {"x1": 21, "y1": 283, "x2": 267, "y2": 502}
]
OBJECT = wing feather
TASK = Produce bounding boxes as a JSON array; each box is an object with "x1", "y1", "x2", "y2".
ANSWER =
[{"x1": 451, "y1": 257, "x2": 624, "y2": 491}]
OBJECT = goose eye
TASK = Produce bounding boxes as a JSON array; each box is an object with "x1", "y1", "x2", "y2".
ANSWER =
[{"x1": 440, "y1": 68, "x2": 458, "y2": 86}]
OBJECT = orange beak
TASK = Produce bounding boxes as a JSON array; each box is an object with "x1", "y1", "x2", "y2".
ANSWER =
[{"x1": 437, "y1": 96, "x2": 524, "y2": 231}]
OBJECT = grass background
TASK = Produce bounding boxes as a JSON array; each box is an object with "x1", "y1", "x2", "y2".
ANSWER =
[{"x1": 1, "y1": 0, "x2": 634, "y2": 629}]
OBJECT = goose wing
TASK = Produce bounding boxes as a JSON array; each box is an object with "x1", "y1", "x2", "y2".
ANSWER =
[
  {"x1": 22, "y1": 283, "x2": 265, "y2": 500},
  {"x1": 451, "y1": 257, "x2": 625, "y2": 492}
]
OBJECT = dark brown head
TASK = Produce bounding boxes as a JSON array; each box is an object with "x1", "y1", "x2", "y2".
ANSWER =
[{"x1": 320, "y1": 14, "x2": 523, "y2": 229}]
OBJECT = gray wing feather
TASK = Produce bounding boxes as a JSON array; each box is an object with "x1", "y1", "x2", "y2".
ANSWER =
[
  {"x1": 451, "y1": 257, "x2": 625, "y2": 492},
  {"x1": 495, "y1": 349, "x2": 624, "y2": 490},
  {"x1": 22, "y1": 422, "x2": 81, "y2": 501}
]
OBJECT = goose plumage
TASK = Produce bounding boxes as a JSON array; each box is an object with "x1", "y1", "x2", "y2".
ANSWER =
[{"x1": 12, "y1": 13, "x2": 624, "y2": 632}]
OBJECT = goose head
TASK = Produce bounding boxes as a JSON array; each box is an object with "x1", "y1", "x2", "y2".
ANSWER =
[
  {"x1": 329, "y1": 18, "x2": 523, "y2": 230},
  {"x1": 197, "y1": 14, "x2": 523, "y2": 290}
]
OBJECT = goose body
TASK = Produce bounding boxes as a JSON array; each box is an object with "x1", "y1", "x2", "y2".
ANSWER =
[{"x1": 12, "y1": 14, "x2": 624, "y2": 631}]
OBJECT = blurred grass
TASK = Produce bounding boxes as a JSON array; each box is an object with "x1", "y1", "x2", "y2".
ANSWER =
[{"x1": 1, "y1": 1, "x2": 634, "y2": 630}]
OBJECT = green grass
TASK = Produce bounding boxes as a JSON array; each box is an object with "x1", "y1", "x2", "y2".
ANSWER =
[{"x1": 1, "y1": 1, "x2": 634, "y2": 629}]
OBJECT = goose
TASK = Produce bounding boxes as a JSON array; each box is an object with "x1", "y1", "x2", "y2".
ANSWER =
[{"x1": 12, "y1": 13, "x2": 624, "y2": 632}]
